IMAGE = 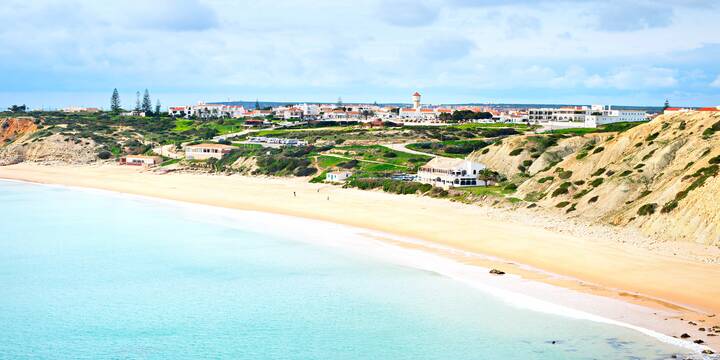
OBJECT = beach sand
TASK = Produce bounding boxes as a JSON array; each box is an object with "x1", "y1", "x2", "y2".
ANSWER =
[{"x1": 2, "y1": 163, "x2": 719, "y2": 351}]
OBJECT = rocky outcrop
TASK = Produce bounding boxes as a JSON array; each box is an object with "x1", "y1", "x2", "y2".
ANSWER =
[
  {"x1": 0, "y1": 133, "x2": 99, "y2": 165},
  {"x1": 0, "y1": 117, "x2": 37, "y2": 145}
]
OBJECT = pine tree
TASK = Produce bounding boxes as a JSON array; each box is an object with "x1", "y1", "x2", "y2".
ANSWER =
[
  {"x1": 110, "y1": 88, "x2": 121, "y2": 114},
  {"x1": 135, "y1": 91, "x2": 141, "y2": 111},
  {"x1": 142, "y1": 89, "x2": 152, "y2": 114},
  {"x1": 155, "y1": 100, "x2": 161, "y2": 116}
]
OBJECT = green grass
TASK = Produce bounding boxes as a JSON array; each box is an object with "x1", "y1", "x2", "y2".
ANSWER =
[
  {"x1": 406, "y1": 140, "x2": 490, "y2": 158},
  {"x1": 316, "y1": 155, "x2": 346, "y2": 168},
  {"x1": 159, "y1": 158, "x2": 181, "y2": 167},
  {"x1": 333, "y1": 145, "x2": 431, "y2": 167},
  {"x1": 454, "y1": 123, "x2": 534, "y2": 131},
  {"x1": 548, "y1": 122, "x2": 647, "y2": 136},
  {"x1": 460, "y1": 185, "x2": 515, "y2": 197},
  {"x1": 173, "y1": 119, "x2": 194, "y2": 132}
]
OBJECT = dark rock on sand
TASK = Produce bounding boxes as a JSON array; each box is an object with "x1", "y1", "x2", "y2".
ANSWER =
[{"x1": 489, "y1": 269, "x2": 506, "y2": 275}]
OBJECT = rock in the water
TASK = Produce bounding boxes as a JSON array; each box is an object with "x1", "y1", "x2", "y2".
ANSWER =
[
  {"x1": 693, "y1": 339, "x2": 704, "y2": 344},
  {"x1": 680, "y1": 333, "x2": 691, "y2": 339},
  {"x1": 702, "y1": 349, "x2": 714, "y2": 355},
  {"x1": 489, "y1": 269, "x2": 506, "y2": 275}
]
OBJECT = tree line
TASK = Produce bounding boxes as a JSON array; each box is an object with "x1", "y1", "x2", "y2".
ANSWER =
[{"x1": 111, "y1": 88, "x2": 161, "y2": 116}]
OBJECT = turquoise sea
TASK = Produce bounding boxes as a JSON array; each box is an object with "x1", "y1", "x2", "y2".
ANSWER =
[{"x1": 0, "y1": 180, "x2": 693, "y2": 359}]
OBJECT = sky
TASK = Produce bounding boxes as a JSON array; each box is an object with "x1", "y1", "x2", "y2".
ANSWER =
[{"x1": 1, "y1": 0, "x2": 719, "y2": 109}]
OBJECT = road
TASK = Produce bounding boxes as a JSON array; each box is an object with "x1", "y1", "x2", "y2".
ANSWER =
[
  {"x1": 212, "y1": 121, "x2": 309, "y2": 142},
  {"x1": 383, "y1": 142, "x2": 438, "y2": 158}
]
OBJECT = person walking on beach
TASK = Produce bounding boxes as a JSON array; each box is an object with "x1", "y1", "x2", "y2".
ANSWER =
[{"x1": 293, "y1": 191, "x2": 296, "y2": 197}]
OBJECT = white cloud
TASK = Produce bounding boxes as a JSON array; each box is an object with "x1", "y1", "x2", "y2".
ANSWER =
[
  {"x1": 584, "y1": 67, "x2": 678, "y2": 89},
  {"x1": 0, "y1": 0, "x2": 718, "y2": 107}
]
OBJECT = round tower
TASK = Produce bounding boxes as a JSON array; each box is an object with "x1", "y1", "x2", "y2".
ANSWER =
[{"x1": 412, "y1": 92, "x2": 421, "y2": 109}]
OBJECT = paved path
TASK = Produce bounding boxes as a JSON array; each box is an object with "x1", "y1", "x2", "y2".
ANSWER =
[{"x1": 383, "y1": 142, "x2": 438, "y2": 158}]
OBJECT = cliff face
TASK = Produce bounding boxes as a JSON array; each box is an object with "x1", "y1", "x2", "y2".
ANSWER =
[
  {"x1": 0, "y1": 117, "x2": 37, "y2": 145},
  {"x1": 470, "y1": 112, "x2": 720, "y2": 246},
  {"x1": 0, "y1": 117, "x2": 99, "y2": 165}
]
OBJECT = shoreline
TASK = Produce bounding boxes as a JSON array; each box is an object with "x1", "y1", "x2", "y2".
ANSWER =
[{"x1": 1, "y1": 163, "x2": 719, "y2": 353}]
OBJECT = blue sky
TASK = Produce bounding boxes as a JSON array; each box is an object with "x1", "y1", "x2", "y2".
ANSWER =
[{"x1": 1, "y1": 0, "x2": 719, "y2": 109}]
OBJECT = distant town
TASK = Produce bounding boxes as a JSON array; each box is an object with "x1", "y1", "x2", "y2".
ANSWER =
[{"x1": 47, "y1": 92, "x2": 720, "y2": 132}]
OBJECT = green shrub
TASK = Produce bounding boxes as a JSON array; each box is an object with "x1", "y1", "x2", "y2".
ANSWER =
[
  {"x1": 97, "y1": 150, "x2": 112, "y2": 160},
  {"x1": 551, "y1": 186, "x2": 569, "y2": 197},
  {"x1": 572, "y1": 189, "x2": 591, "y2": 199},
  {"x1": 592, "y1": 146, "x2": 605, "y2": 154},
  {"x1": 634, "y1": 163, "x2": 645, "y2": 169},
  {"x1": 619, "y1": 170, "x2": 632, "y2": 177},
  {"x1": 551, "y1": 187, "x2": 569, "y2": 197},
  {"x1": 588, "y1": 196, "x2": 599, "y2": 203},
  {"x1": 709, "y1": 155, "x2": 720, "y2": 164},
  {"x1": 481, "y1": 148, "x2": 490, "y2": 154},
  {"x1": 637, "y1": 203, "x2": 657, "y2": 216},
  {"x1": 338, "y1": 160, "x2": 359, "y2": 169},
  {"x1": 677, "y1": 121, "x2": 686, "y2": 130},
  {"x1": 294, "y1": 166, "x2": 318, "y2": 177},
  {"x1": 504, "y1": 183, "x2": 518, "y2": 192},
  {"x1": 575, "y1": 150, "x2": 589, "y2": 160},
  {"x1": 558, "y1": 171, "x2": 573, "y2": 179},
  {"x1": 645, "y1": 132, "x2": 659, "y2": 142},
  {"x1": 346, "y1": 178, "x2": 434, "y2": 196},
  {"x1": 555, "y1": 201, "x2": 570, "y2": 208},
  {"x1": 524, "y1": 191, "x2": 546, "y2": 202},
  {"x1": 383, "y1": 152, "x2": 398, "y2": 158},
  {"x1": 642, "y1": 149, "x2": 656, "y2": 161},
  {"x1": 702, "y1": 120, "x2": 720, "y2": 137},
  {"x1": 661, "y1": 200, "x2": 678, "y2": 214},
  {"x1": 590, "y1": 178, "x2": 604, "y2": 187},
  {"x1": 591, "y1": 168, "x2": 606, "y2": 177},
  {"x1": 522, "y1": 160, "x2": 533, "y2": 167},
  {"x1": 509, "y1": 148, "x2": 523, "y2": 156},
  {"x1": 538, "y1": 176, "x2": 554, "y2": 184},
  {"x1": 566, "y1": 203, "x2": 577, "y2": 213},
  {"x1": 573, "y1": 180, "x2": 585, "y2": 185}
]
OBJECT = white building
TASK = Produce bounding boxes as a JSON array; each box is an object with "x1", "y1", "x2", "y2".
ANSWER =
[
  {"x1": 298, "y1": 103, "x2": 321, "y2": 117},
  {"x1": 326, "y1": 171, "x2": 352, "y2": 183},
  {"x1": 120, "y1": 155, "x2": 163, "y2": 167},
  {"x1": 586, "y1": 105, "x2": 647, "y2": 126},
  {"x1": 184, "y1": 143, "x2": 235, "y2": 160},
  {"x1": 168, "y1": 103, "x2": 247, "y2": 119},
  {"x1": 62, "y1": 106, "x2": 100, "y2": 113},
  {"x1": 528, "y1": 105, "x2": 647, "y2": 128},
  {"x1": 417, "y1": 158, "x2": 485, "y2": 189}
]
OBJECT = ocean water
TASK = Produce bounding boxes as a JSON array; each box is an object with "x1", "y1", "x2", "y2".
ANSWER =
[{"x1": 0, "y1": 180, "x2": 692, "y2": 359}]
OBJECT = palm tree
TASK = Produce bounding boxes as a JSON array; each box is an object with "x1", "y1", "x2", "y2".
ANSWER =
[{"x1": 478, "y1": 169, "x2": 498, "y2": 187}]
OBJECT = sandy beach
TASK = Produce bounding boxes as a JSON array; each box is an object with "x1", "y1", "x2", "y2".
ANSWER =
[{"x1": 2, "y1": 163, "x2": 720, "y2": 352}]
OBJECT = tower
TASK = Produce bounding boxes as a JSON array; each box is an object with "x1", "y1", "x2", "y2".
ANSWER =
[{"x1": 412, "y1": 92, "x2": 421, "y2": 109}]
